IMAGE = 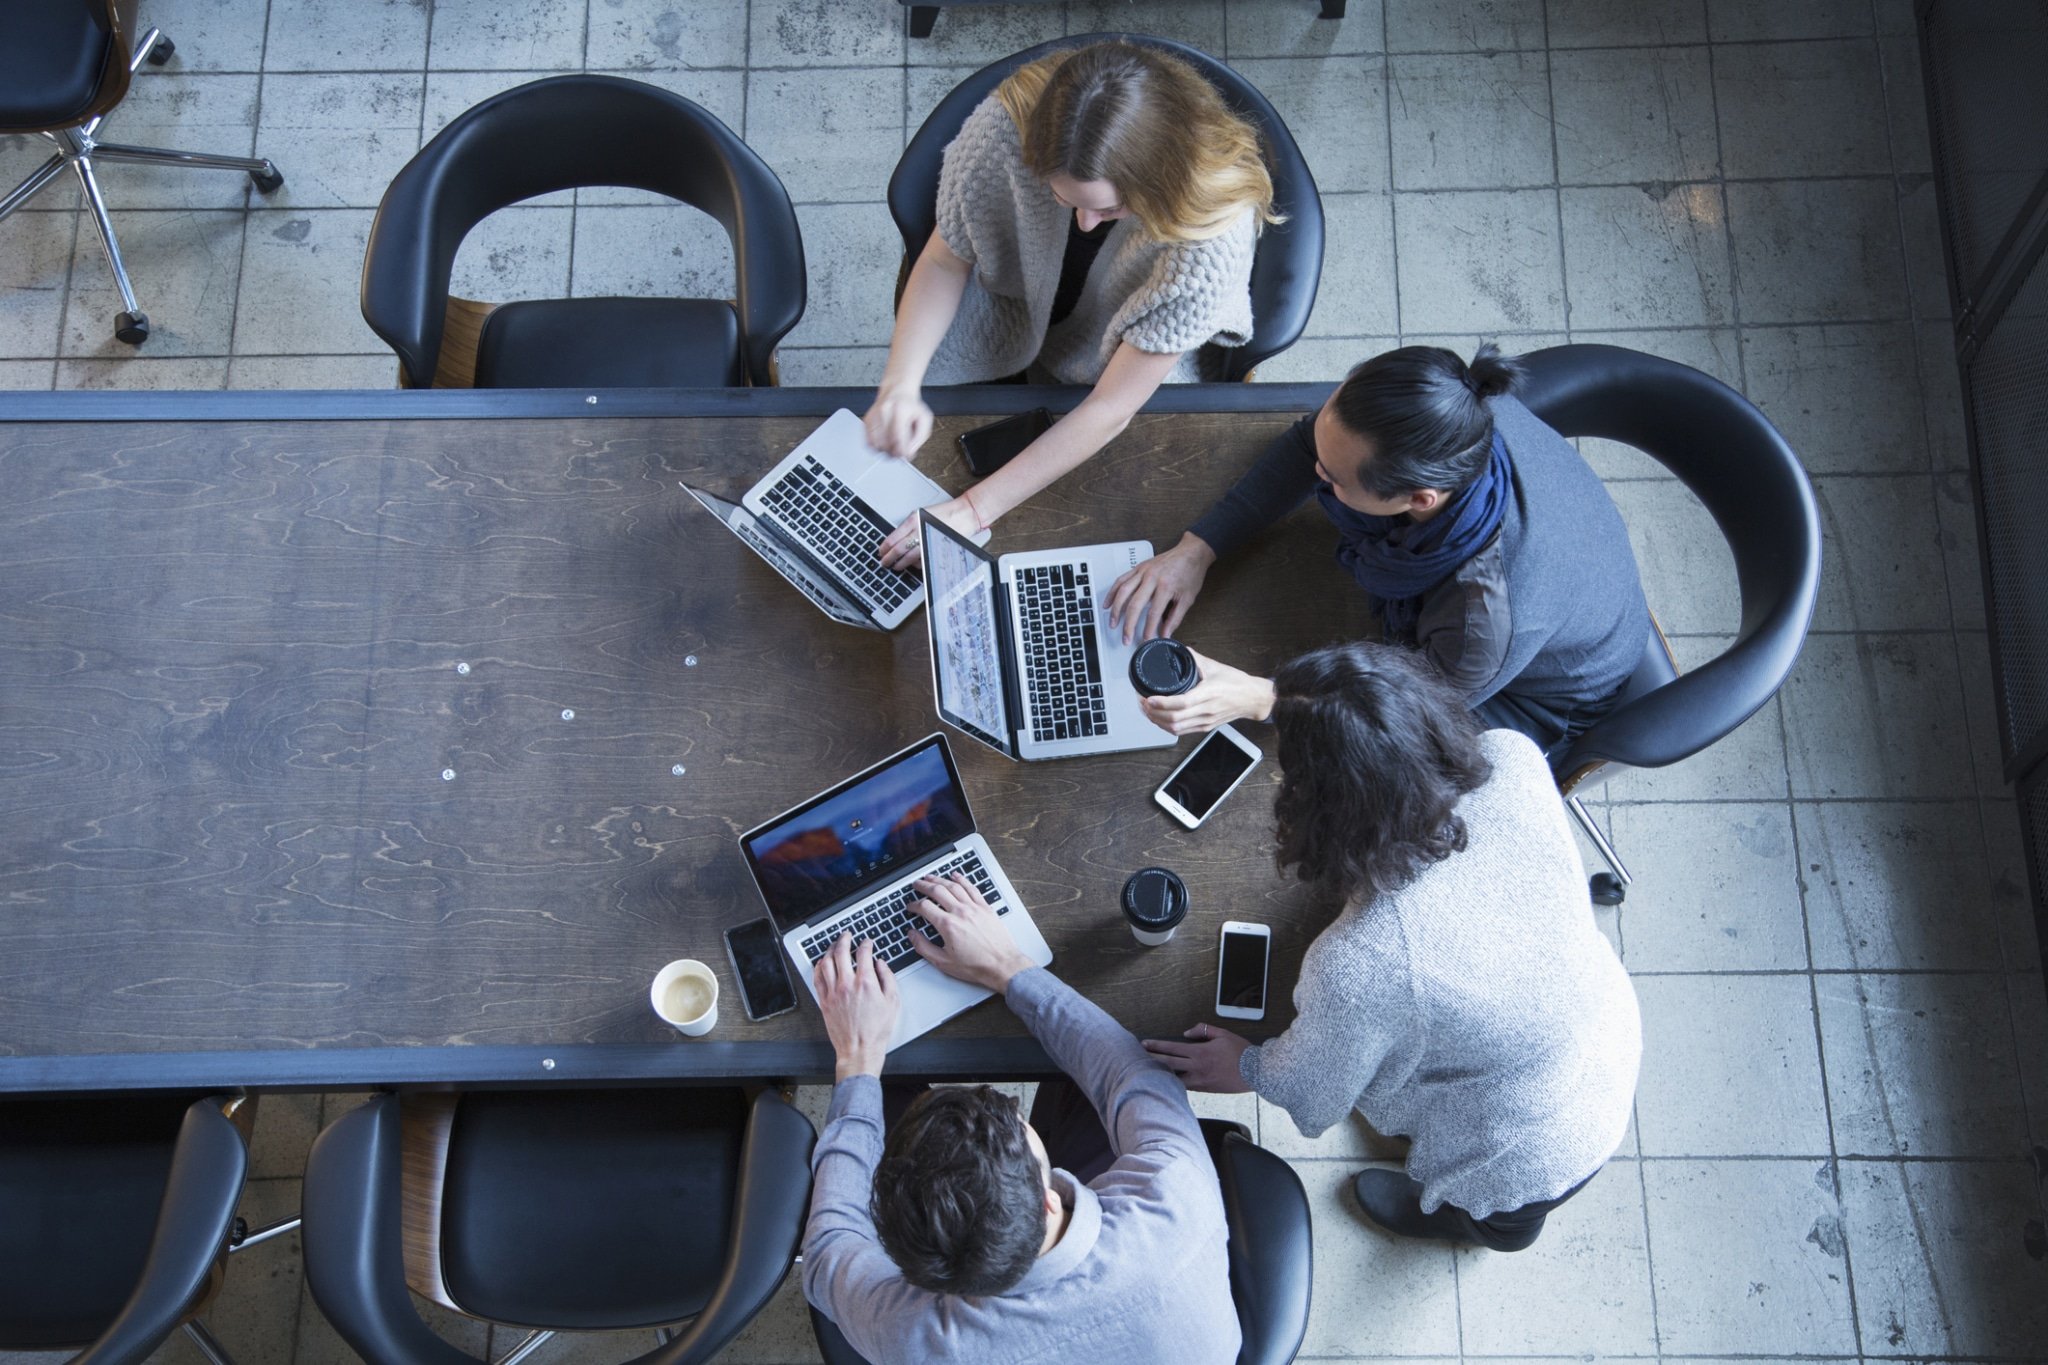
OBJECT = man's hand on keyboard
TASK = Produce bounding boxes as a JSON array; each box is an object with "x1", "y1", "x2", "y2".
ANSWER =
[
  {"x1": 909, "y1": 873, "x2": 1033, "y2": 993},
  {"x1": 879, "y1": 496, "x2": 978, "y2": 571},
  {"x1": 814, "y1": 933, "x2": 900, "y2": 1082}
]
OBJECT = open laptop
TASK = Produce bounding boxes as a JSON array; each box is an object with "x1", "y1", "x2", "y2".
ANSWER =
[
  {"x1": 920, "y1": 512, "x2": 1176, "y2": 762},
  {"x1": 682, "y1": 408, "x2": 986, "y2": 631},
  {"x1": 740, "y1": 733, "x2": 1052, "y2": 1049}
]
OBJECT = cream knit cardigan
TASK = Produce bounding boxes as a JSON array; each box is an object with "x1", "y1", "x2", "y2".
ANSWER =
[{"x1": 925, "y1": 95, "x2": 1257, "y2": 386}]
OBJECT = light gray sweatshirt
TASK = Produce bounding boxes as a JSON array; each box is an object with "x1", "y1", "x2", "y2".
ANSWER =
[
  {"x1": 1242, "y1": 730, "x2": 1642, "y2": 1219},
  {"x1": 803, "y1": 968, "x2": 1240, "y2": 1365}
]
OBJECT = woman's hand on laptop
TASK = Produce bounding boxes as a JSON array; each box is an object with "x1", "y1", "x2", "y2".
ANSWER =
[
  {"x1": 814, "y1": 933, "x2": 900, "y2": 1082},
  {"x1": 1141, "y1": 650, "x2": 1277, "y2": 736},
  {"x1": 864, "y1": 384, "x2": 933, "y2": 459},
  {"x1": 910, "y1": 873, "x2": 1033, "y2": 993},
  {"x1": 879, "y1": 496, "x2": 978, "y2": 572}
]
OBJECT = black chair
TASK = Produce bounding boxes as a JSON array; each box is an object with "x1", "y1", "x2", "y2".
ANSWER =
[
  {"x1": 0, "y1": 1092, "x2": 299, "y2": 1365},
  {"x1": 0, "y1": 0, "x2": 282, "y2": 346},
  {"x1": 888, "y1": 34, "x2": 1323, "y2": 382},
  {"x1": 301, "y1": 1087, "x2": 815, "y2": 1365},
  {"x1": 807, "y1": 1117, "x2": 1311, "y2": 1365},
  {"x1": 360, "y1": 75, "x2": 805, "y2": 391},
  {"x1": 1517, "y1": 344, "x2": 1823, "y2": 904}
]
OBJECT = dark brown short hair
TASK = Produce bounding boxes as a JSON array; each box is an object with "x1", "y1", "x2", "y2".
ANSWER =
[{"x1": 870, "y1": 1086, "x2": 1046, "y2": 1296}]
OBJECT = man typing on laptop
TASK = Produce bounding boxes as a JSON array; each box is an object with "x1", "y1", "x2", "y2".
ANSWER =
[{"x1": 802, "y1": 875, "x2": 1240, "y2": 1365}]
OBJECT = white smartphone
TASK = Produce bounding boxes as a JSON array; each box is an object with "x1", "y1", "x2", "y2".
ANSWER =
[
  {"x1": 1215, "y1": 920, "x2": 1271, "y2": 1021},
  {"x1": 1153, "y1": 724, "x2": 1263, "y2": 829}
]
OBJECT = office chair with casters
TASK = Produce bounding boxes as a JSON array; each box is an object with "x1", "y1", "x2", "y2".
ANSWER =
[
  {"x1": 807, "y1": 1117, "x2": 1312, "y2": 1365},
  {"x1": 360, "y1": 74, "x2": 805, "y2": 391},
  {"x1": 301, "y1": 1087, "x2": 816, "y2": 1365},
  {"x1": 1515, "y1": 343, "x2": 1822, "y2": 906},
  {"x1": 0, "y1": 0, "x2": 283, "y2": 346},
  {"x1": 888, "y1": 34, "x2": 1323, "y2": 382},
  {"x1": 0, "y1": 1092, "x2": 302, "y2": 1365}
]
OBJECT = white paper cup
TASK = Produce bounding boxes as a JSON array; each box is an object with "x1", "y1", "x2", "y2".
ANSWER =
[
  {"x1": 1130, "y1": 923, "x2": 1178, "y2": 947},
  {"x1": 651, "y1": 958, "x2": 719, "y2": 1037}
]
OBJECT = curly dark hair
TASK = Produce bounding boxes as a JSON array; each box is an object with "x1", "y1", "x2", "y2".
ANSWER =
[
  {"x1": 870, "y1": 1086, "x2": 1047, "y2": 1296},
  {"x1": 1270, "y1": 643, "x2": 1493, "y2": 905}
]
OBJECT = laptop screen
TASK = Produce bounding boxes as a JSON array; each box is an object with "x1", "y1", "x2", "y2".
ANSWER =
[
  {"x1": 921, "y1": 513, "x2": 1015, "y2": 756},
  {"x1": 742, "y1": 735, "x2": 973, "y2": 931}
]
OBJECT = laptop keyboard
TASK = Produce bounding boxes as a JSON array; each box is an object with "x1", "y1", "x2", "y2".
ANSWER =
[
  {"x1": 799, "y1": 851, "x2": 1007, "y2": 976},
  {"x1": 1015, "y1": 562, "x2": 1109, "y2": 744},
  {"x1": 760, "y1": 456, "x2": 919, "y2": 614}
]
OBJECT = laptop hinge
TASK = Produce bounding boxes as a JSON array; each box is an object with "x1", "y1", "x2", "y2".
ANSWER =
[{"x1": 995, "y1": 573, "x2": 1028, "y2": 750}]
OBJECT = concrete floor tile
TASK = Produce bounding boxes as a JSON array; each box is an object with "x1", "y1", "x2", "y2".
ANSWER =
[
  {"x1": 1249, "y1": 335, "x2": 1394, "y2": 383},
  {"x1": 1226, "y1": 0, "x2": 1386, "y2": 57},
  {"x1": 2011, "y1": 975, "x2": 2048, "y2": 1141},
  {"x1": 1707, "y1": 0, "x2": 1875, "y2": 41},
  {"x1": 1608, "y1": 479, "x2": 1739, "y2": 636},
  {"x1": 89, "y1": 73, "x2": 262, "y2": 212},
  {"x1": 1320, "y1": 192, "x2": 1400, "y2": 336},
  {"x1": 1614, "y1": 635, "x2": 1791, "y2": 803},
  {"x1": 1816, "y1": 973, "x2": 2029, "y2": 1159},
  {"x1": 1739, "y1": 323, "x2": 1932, "y2": 474},
  {"x1": 0, "y1": 359, "x2": 56, "y2": 389},
  {"x1": 1561, "y1": 182, "x2": 1734, "y2": 329},
  {"x1": 134, "y1": 0, "x2": 271, "y2": 73},
  {"x1": 1918, "y1": 321, "x2": 1966, "y2": 470},
  {"x1": 1254, "y1": 1097, "x2": 1409, "y2": 1161},
  {"x1": 228, "y1": 354, "x2": 403, "y2": 388},
  {"x1": 1066, "y1": 1, "x2": 1227, "y2": 52},
  {"x1": 1609, "y1": 803, "x2": 1808, "y2": 971},
  {"x1": 585, "y1": 0, "x2": 751, "y2": 71},
  {"x1": 248, "y1": 1090, "x2": 324, "y2": 1179},
  {"x1": 1568, "y1": 327, "x2": 1739, "y2": 481},
  {"x1": 1713, "y1": 39, "x2": 1891, "y2": 180},
  {"x1": 1981, "y1": 804, "x2": 2041, "y2": 974},
  {"x1": 64, "y1": 209, "x2": 245, "y2": 358},
  {"x1": 1552, "y1": 46, "x2": 1719, "y2": 186},
  {"x1": 1900, "y1": 177, "x2": 1952, "y2": 323},
  {"x1": 55, "y1": 357, "x2": 229, "y2": 389},
  {"x1": 443, "y1": 203, "x2": 574, "y2": 303},
  {"x1": 1546, "y1": 0, "x2": 1708, "y2": 47},
  {"x1": 159, "y1": 1179, "x2": 304, "y2": 1365},
  {"x1": 1293, "y1": 1160, "x2": 1461, "y2": 1355},
  {"x1": 1836, "y1": 1158, "x2": 2048, "y2": 1356},
  {"x1": 1880, "y1": 28, "x2": 1932, "y2": 177},
  {"x1": 906, "y1": 2, "x2": 1066, "y2": 64},
  {"x1": 774, "y1": 347, "x2": 888, "y2": 387},
  {"x1": 778, "y1": 202, "x2": 902, "y2": 350},
  {"x1": 1634, "y1": 974, "x2": 1832, "y2": 1156},
  {"x1": 1780, "y1": 634, "x2": 1975, "y2": 800},
  {"x1": 1232, "y1": 55, "x2": 1389, "y2": 195},
  {"x1": 1395, "y1": 188, "x2": 1563, "y2": 333},
  {"x1": 252, "y1": 74, "x2": 422, "y2": 211},
  {"x1": 752, "y1": 0, "x2": 905, "y2": 68},
  {"x1": 1642, "y1": 1158, "x2": 1859, "y2": 1355},
  {"x1": 428, "y1": 0, "x2": 587, "y2": 71},
  {"x1": 1809, "y1": 475, "x2": 1951, "y2": 632},
  {"x1": 1186, "y1": 1087, "x2": 1260, "y2": 1136},
  {"x1": 744, "y1": 67, "x2": 905, "y2": 205},
  {"x1": 1727, "y1": 179, "x2": 1909, "y2": 326},
  {"x1": 1798, "y1": 801, "x2": 2012, "y2": 972},
  {"x1": 1400, "y1": 330, "x2": 1567, "y2": 360},
  {"x1": 906, "y1": 64, "x2": 981, "y2": 143},
  {"x1": 1385, "y1": 0, "x2": 1544, "y2": 52},
  {"x1": 1934, "y1": 470, "x2": 1986, "y2": 632},
  {"x1": 718, "y1": 1267, "x2": 823, "y2": 1363},
  {"x1": 262, "y1": 0, "x2": 431, "y2": 73},
  {"x1": 1954, "y1": 632, "x2": 2009, "y2": 801},
  {"x1": 1389, "y1": 52, "x2": 1553, "y2": 191},
  {"x1": 234, "y1": 208, "x2": 380, "y2": 354},
  {"x1": 1454, "y1": 1164, "x2": 1658, "y2": 1355},
  {"x1": 0, "y1": 133, "x2": 80, "y2": 215}
]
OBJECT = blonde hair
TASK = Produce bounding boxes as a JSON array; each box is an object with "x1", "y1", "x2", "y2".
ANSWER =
[{"x1": 993, "y1": 41, "x2": 1281, "y2": 244}]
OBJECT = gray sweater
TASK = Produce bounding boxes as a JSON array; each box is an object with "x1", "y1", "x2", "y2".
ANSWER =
[
  {"x1": 927, "y1": 94, "x2": 1257, "y2": 386},
  {"x1": 1241, "y1": 731, "x2": 1641, "y2": 1219},
  {"x1": 803, "y1": 968, "x2": 1240, "y2": 1365}
]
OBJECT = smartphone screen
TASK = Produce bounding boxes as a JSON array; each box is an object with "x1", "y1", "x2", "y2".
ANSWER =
[
  {"x1": 1164, "y1": 731, "x2": 1260, "y2": 822},
  {"x1": 1217, "y1": 928, "x2": 1270, "y2": 1014},
  {"x1": 725, "y1": 918, "x2": 798, "y2": 1021}
]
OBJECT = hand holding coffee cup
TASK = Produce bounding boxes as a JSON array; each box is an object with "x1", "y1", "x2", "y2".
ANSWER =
[{"x1": 651, "y1": 958, "x2": 720, "y2": 1037}]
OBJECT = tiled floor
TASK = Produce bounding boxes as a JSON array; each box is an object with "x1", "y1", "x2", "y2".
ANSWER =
[{"x1": 3, "y1": 0, "x2": 2046, "y2": 1362}]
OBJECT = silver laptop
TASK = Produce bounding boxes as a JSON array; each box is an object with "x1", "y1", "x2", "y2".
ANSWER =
[
  {"x1": 920, "y1": 512, "x2": 1176, "y2": 762},
  {"x1": 682, "y1": 408, "x2": 985, "y2": 631},
  {"x1": 740, "y1": 733, "x2": 1053, "y2": 1050}
]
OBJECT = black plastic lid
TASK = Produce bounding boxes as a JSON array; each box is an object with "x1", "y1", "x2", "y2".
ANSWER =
[
  {"x1": 1129, "y1": 638, "x2": 1198, "y2": 697},
  {"x1": 1121, "y1": 866, "x2": 1189, "y2": 929}
]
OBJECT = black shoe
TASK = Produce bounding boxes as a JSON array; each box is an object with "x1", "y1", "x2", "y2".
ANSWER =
[{"x1": 1350, "y1": 1168, "x2": 1482, "y2": 1245}]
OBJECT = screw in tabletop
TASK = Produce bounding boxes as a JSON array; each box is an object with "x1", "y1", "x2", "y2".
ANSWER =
[
  {"x1": 541, "y1": 1058, "x2": 556, "y2": 1071},
  {"x1": 684, "y1": 655, "x2": 698, "y2": 667},
  {"x1": 560, "y1": 709, "x2": 575, "y2": 721},
  {"x1": 455, "y1": 661, "x2": 470, "y2": 675},
  {"x1": 441, "y1": 768, "x2": 456, "y2": 781},
  {"x1": 671, "y1": 764, "x2": 687, "y2": 776}
]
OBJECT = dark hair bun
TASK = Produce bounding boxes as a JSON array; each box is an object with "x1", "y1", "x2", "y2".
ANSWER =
[{"x1": 1464, "y1": 342, "x2": 1523, "y2": 400}]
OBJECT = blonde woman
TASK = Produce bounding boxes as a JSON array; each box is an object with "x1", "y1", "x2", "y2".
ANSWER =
[{"x1": 870, "y1": 40, "x2": 1280, "y2": 569}]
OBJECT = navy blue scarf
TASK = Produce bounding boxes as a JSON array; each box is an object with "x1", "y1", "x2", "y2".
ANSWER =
[{"x1": 1316, "y1": 433, "x2": 1512, "y2": 640}]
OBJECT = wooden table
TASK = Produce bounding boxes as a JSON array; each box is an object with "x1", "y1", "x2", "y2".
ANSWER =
[{"x1": 0, "y1": 384, "x2": 1365, "y2": 1092}]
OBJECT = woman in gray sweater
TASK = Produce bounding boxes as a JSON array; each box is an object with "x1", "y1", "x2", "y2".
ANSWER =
[{"x1": 1145, "y1": 643, "x2": 1640, "y2": 1251}]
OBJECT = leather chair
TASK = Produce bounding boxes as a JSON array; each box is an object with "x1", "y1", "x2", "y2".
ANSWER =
[
  {"x1": 807, "y1": 1117, "x2": 1312, "y2": 1365},
  {"x1": 888, "y1": 34, "x2": 1324, "y2": 382},
  {"x1": 359, "y1": 74, "x2": 805, "y2": 391},
  {"x1": 0, "y1": 0, "x2": 282, "y2": 346},
  {"x1": 0, "y1": 1092, "x2": 298, "y2": 1365},
  {"x1": 1517, "y1": 343, "x2": 1823, "y2": 904},
  {"x1": 301, "y1": 1087, "x2": 816, "y2": 1365}
]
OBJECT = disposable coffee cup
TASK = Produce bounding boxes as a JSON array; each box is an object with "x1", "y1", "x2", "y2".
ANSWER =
[
  {"x1": 651, "y1": 959, "x2": 720, "y2": 1037},
  {"x1": 1129, "y1": 638, "x2": 1199, "y2": 698},
  {"x1": 1121, "y1": 867, "x2": 1189, "y2": 946}
]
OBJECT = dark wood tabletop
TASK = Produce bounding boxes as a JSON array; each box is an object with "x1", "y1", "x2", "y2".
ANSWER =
[{"x1": 0, "y1": 389, "x2": 1370, "y2": 1091}]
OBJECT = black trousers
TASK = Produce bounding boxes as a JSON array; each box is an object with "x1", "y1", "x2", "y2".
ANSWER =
[
  {"x1": 881, "y1": 1077, "x2": 1114, "y2": 1183},
  {"x1": 1437, "y1": 1174, "x2": 1591, "y2": 1252}
]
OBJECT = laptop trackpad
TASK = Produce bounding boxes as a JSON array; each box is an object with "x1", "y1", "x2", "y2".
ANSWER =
[{"x1": 850, "y1": 454, "x2": 944, "y2": 523}]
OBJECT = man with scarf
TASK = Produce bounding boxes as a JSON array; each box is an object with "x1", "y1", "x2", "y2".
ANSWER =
[{"x1": 1106, "y1": 344, "x2": 1648, "y2": 752}]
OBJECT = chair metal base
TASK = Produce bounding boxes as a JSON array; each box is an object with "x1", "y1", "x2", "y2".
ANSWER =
[
  {"x1": 0, "y1": 25, "x2": 281, "y2": 346},
  {"x1": 1566, "y1": 795, "x2": 1633, "y2": 904}
]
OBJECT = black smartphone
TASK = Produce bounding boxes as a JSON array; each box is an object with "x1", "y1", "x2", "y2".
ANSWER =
[
  {"x1": 958, "y1": 408, "x2": 1053, "y2": 477},
  {"x1": 723, "y1": 917, "x2": 798, "y2": 1022}
]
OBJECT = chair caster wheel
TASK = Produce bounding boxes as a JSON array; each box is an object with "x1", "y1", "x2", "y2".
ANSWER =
[
  {"x1": 115, "y1": 310, "x2": 150, "y2": 345},
  {"x1": 1590, "y1": 873, "x2": 1626, "y2": 906},
  {"x1": 147, "y1": 36, "x2": 175, "y2": 65},
  {"x1": 251, "y1": 163, "x2": 284, "y2": 194}
]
